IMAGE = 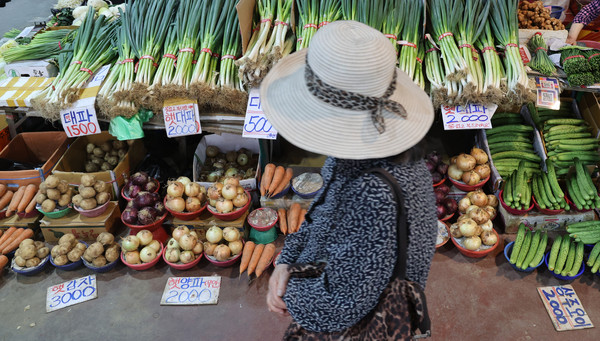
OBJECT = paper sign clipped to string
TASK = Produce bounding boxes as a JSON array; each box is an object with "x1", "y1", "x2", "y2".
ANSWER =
[
  {"x1": 162, "y1": 98, "x2": 202, "y2": 138},
  {"x1": 441, "y1": 103, "x2": 498, "y2": 130},
  {"x1": 160, "y1": 276, "x2": 221, "y2": 305},
  {"x1": 535, "y1": 77, "x2": 560, "y2": 110},
  {"x1": 46, "y1": 275, "x2": 97, "y2": 312},
  {"x1": 243, "y1": 88, "x2": 278, "y2": 140},
  {"x1": 537, "y1": 285, "x2": 593, "y2": 331}
]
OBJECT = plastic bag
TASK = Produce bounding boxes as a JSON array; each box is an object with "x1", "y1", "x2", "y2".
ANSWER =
[{"x1": 108, "y1": 110, "x2": 153, "y2": 141}]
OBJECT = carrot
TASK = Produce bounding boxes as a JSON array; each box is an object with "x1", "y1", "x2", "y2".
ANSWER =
[
  {"x1": 0, "y1": 255, "x2": 8, "y2": 270},
  {"x1": 247, "y1": 243, "x2": 265, "y2": 276},
  {"x1": 287, "y1": 203, "x2": 301, "y2": 234},
  {"x1": 0, "y1": 227, "x2": 17, "y2": 250},
  {"x1": 278, "y1": 208, "x2": 288, "y2": 235},
  {"x1": 0, "y1": 228, "x2": 23, "y2": 254},
  {"x1": 297, "y1": 209, "x2": 307, "y2": 232},
  {"x1": 239, "y1": 241, "x2": 256, "y2": 275},
  {"x1": 0, "y1": 184, "x2": 7, "y2": 198},
  {"x1": 260, "y1": 163, "x2": 276, "y2": 197},
  {"x1": 25, "y1": 194, "x2": 38, "y2": 214},
  {"x1": 2, "y1": 228, "x2": 33, "y2": 254},
  {"x1": 17, "y1": 184, "x2": 37, "y2": 213},
  {"x1": 269, "y1": 168, "x2": 293, "y2": 198},
  {"x1": 255, "y1": 243, "x2": 276, "y2": 277},
  {"x1": 267, "y1": 166, "x2": 286, "y2": 196},
  {"x1": 0, "y1": 190, "x2": 14, "y2": 211},
  {"x1": 6, "y1": 186, "x2": 25, "y2": 217}
]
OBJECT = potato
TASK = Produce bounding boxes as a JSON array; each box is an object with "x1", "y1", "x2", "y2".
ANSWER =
[
  {"x1": 58, "y1": 193, "x2": 71, "y2": 207},
  {"x1": 75, "y1": 242, "x2": 87, "y2": 252},
  {"x1": 41, "y1": 199, "x2": 56, "y2": 212},
  {"x1": 36, "y1": 247, "x2": 50, "y2": 259},
  {"x1": 85, "y1": 162, "x2": 99, "y2": 173},
  {"x1": 80, "y1": 198, "x2": 97, "y2": 210},
  {"x1": 81, "y1": 174, "x2": 96, "y2": 187},
  {"x1": 96, "y1": 192, "x2": 110, "y2": 205},
  {"x1": 34, "y1": 241, "x2": 45, "y2": 250},
  {"x1": 46, "y1": 188, "x2": 61, "y2": 201},
  {"x1": 96, "y1": 232, "x2": 114, "y2": 246},
  {"x1": 14, "y1": 256, "x2": 26, "y2": 267},
  {"x1": 35, "y1": 193, "x2": 47, "y2": 205},
  {"x1": 87, "y1": 242, "x2": 104, "y2": 259},
  {"x1": 59, "y1": 233, "x2": 76, "y2": 246},
  {"x1": 51, "y1": 245, "x2": 60, "y2": 258},
  {"x1": 67, "y1": 249, "x2": 83, "y2": 263},
  {"x1": 20, "y1": 245, "x2": 37, "y2": 260},
  {"x1": 15, "y1": 248, "x2": 22, "y2": 258},
  {"x1": 56, "y1": 244, "x2": 71, "y2": 256},
  {"x1": 86, "y1": 143, "x2": 95, "y2": 154},
  {"x1": 91, "y1": 156, "x2": 103, "y2": 165},
  {"x1": 25, "y1": 257, "x2": 41, "y2": 268},
  {"x1": 92, "y1": 255, "x2": 107, "y2": 267},
  {"x1": 105, "y1": 247, "x2": 119, "y2": 263},
  {"x1": 69, "y1": 195, "x2": 82, "y2": 208},
  {"x1": 19, "y1": 239, "x2": 34, "y2": 248},
  {"x1": 93, "y1": 147, "x2": 105, "y2": 158},
  {"x1": 118, "y1": 149, "x2": 127, "y2": 158},
  {"x1": 113, "y1": 140, "x2": 126, "y2": 149},
  {"x1": 101, "y1": 162, "x2": 111, "y2": 171},
  {"x1": 57, "y1": 180, "x2": 69, "y2": 194},
  {"x1": 107, "y1": 156, "x2": 119, "y2": 167},
  {"x1": 82, "y1": 249, "x2": 94, "y2": 262},
  {"x1": 94, "y1": 181, "x2": 109, "y2": 193},
  {"x1": 109, "y1": 150, "x2": 118, "y2": 157},
  {"x1": 54, "y1": 255, "x2": 68, "y2": 266},
  {"x1": 45, "y1": 175, "x2": 59, "y2": 189},
  {"x1": 79, "y1": 186, "x2": 96, "y2": 199},
  {"x1": 100, "y1": 141, "x2": 112, "y2": 153},
  {"x1": 39, "y1": 182, "x2": 47, "y2": 195}
]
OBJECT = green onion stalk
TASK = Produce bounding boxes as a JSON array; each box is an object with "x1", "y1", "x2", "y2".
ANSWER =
[
  {"x1": 428, "y1": 0, "x2": 468, "y2": 88},
  {"x1": 295, "y1": 0, "x2": 319, "y2": 50},
  {"x1": 398, "y1": 0, "x2": 423, "y2": 81},
  {"x1": 424, "y1": 42, "x2": 447, "y2": 107},
  {"x1": 316, "y1": 0, "x2": 342, "y2": 36},
  {"x1": 262, "y1": 0, "x2": 294, "y2": 58},
  {"x1": 456, "y1": 0, "x2": 489, "y2": 102},
  {"x1": 528, "y1": 33, "x2": 556, "y2": 76},
  {"x1": 219, "y1": 5, "x2": 243, "y2": 92},
  {"x1": 295, "y1": 15, "x2": 304, "y2": 50},
  {"x1": 381, "y1": 1, "x2": 403, "y2": 52},
  {"x1": 476, "y1": 22, "x2": 505, "y2": 103},
  {"x1": 490, "y1": 0, "x2": 530, "y2": 104},
  {"x1": 2, "y1": 29, "x2": 75, "y2": 63},
  {"x1": 341, "y1": 0, "x2": 358, "y2": 20},
  {"x1": 171, "y1": 0, "x2": 204, "y2": 89},
  {"x1": 414, "y1": 44, "x2": 425, "y2": 90},
  {"x1": 151, "y1": 29, "x2": 178, "y2": 88}
]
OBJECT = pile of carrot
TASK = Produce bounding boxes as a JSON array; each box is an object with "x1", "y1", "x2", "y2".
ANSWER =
[
  {"x1": 0, "y1": 254, "x2": 7, "y2": 271},
  {"x1": 278, "y1": 204, "x2": 307, "y2": 235},
  {"x1": 260, "y1": 164, "x2": 293, "y2": 198},
  {"x1": 0, "y1": 184, "x2": 38, "y2": 217},
  {"x1": 0, "y1": 227, "x2": 34, "y2": 255},
  {"x1": 239, "y1": 241, "x2": 276, "y2": 277}
]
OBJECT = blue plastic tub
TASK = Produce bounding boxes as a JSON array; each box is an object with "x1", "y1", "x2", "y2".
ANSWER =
[
  {"x1": 504, "y1": 241, "x2": 544, "y2": 273},
  {"x1": 544, "y1": 252, "x2": 585, "y2": 281},
  {"x1": 11, "y1": 256, "x2": 50, "y2": 276}
]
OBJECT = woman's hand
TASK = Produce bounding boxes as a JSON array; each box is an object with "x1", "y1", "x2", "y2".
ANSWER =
[{"x1": 267, "y1": 264, "x2": 290, "y2": 316}]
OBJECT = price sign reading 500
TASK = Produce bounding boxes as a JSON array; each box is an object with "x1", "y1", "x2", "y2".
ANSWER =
[{"x1": 243, "y1": 88, "x2": 278, "y2": 140}]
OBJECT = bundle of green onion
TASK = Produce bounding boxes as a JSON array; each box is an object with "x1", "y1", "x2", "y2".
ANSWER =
[
  {"x1": 476, "y1": 22, "x2": 505, "y2": 103},
  {"x1": 398, "y1": 0, "x2": 423, "y2": 82},
  {"x1": 527, "y1": 33, "x2": 556, "y2": 76},
  {"x1": 2, "y1": 29, "x2": 75, "y2": 64}
]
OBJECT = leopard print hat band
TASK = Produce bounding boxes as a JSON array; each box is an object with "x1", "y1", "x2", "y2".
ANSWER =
[{"x1": 304, "y1": 55, "x2": 407, "y2": 134}]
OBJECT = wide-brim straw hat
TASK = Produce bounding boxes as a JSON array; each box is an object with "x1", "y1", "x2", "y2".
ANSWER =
[{"x1": 260, "y1": 21, "x2": 434, "y2": 160}]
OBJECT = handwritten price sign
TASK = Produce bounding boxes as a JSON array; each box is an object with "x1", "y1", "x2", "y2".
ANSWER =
[
  {"x1": 538, "y1": 285, "x2": 593, "y2": 331},
  {"x1": 243, "y1": 88, "x2": 277, "y2": 140},
  {"x1": 441, "y1": 104, "x2": 498, "y2": 130},
  {"x1": 46, "y1": 275, "x2": 97, "y2": 312},
  {"x1": 162, "y1": 99, "x2": 202, "y2": 138},
  {"x1": 160, "y1": 276, "x2": 221, "y2": 305}
]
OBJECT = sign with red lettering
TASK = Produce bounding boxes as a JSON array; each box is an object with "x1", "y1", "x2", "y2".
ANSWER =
[
  {"x1": 441, "y1": 104, "x2": 498, "y2": 130},
  {"x1": 160, "y1": 276, "x2": 221, "y2": 305},
  {"x1": 162, "y1": 99, "x2": 202, "y2": 138},
  {"x1": 47, "y1": 275, "x2": 97, "y2": 312}
]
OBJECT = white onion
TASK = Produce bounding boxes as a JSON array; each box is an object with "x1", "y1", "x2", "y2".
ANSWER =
[
  {"x1": 167, "y1": 197, "x2": 186, "y2": 213},
  {"x1": 136, "y1": 230, "x2": 153, "y2": 246},
  {"x1": 459, "y1": 197, "x2": 472, "y2": 214},
  {"x1": 165, "y1": 248, "x2": 180, "y2": 263},
  {"x1": 470, "y1": 148, "x2": 488, "y2": 164},
  {"x1": 459, "y1": 218, "x2": 478, "y2": 237},
  {"x1": 468, "y1": 207, "x2": 491, "y2": 225},
  {"x1": 223, "y1": 227, "x2": 240, "y2": 242},
  {"x1": 221, "y1": 184, "x2": 237, "y2": 200},
  {"x1": 466, "y1": 205, "x2": 479, "y2": 215},
  {"x1": 448, "y1": 164, "x2": 463, "y2": 181},
  {"x1": 172, "y1": 226, "x2": 189, "y2": 242},
  {"x1": 223, "y1": 177, "x2": 240, "y2": 187},
  {"x1": 462, "y1": 170, "x2": 481, "y2": 185},
  {"x1": 167, "y1": 181, "x2": 185, "y2": 197},
  {"x1": 229, "y1": 240, "x2": 243, "y2": 255},
  {"x1": 147, "y1": 240, "x2": 161, "y2": 253},
  {"x1": 232, "y1": 193, "x2": 248, "y2": 208},
  {"x1": 125, "y1": 251, "x2": 141, "y2": 264},
  {"x1": 184, "y1": 182, "x2": 202, "y2": 197},
  {"x1": 179, "y1": 233, "x2": 198, "y2": 251},
  {"x1": 456, "y1": 154, "x2": 476, "y2": 171},
  {"x1": 176, "y1": 176, "x2": 192, "y2": 187},
  {"x1": 214, "y1": 245, "x2": 231, "y2": 261},
  {"x1": 167, "y1": 238, "x2": 179, "y2": 249},
  {"x1": 483, "y1": 205, "x2": 497, "y2": 220},
  {"x1": 479, "y1": 220, "x2": 493, "y2": 232},
  {"x1": 192, "y1": 242, "x2": 204, "y2": 255},
  {"x1": 470, "y1": 191, "x2": 488, "y2": 207},
  {"x1": 215, "y1": 199, "x2": 234, "y2": 213},
  {"x1": 463, "y1": 236, "x2": 482, "y2": 251},
  {"x1": 180, "y1": 251, "x2": 195, "y2": 264},
  {"x1": 206, "y1": 226, "x2": 223, "y2": 244},
  {"x1": 140, "y1": 246, "x2": 157, "y2": 263},
  {"x1": 487, "y1": 195, "x2": 499, "y2": 208},
  {"x1": 481, "y1": 230, "x2": 497, "y2": 246},
  {"x1": 122, "y1": 236, "x2": 139, "y2": 252}
]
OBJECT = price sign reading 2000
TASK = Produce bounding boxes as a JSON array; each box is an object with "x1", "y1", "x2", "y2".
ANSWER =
[{"x1": 441, "y1": 104, "x2": 498, "y2": 130}]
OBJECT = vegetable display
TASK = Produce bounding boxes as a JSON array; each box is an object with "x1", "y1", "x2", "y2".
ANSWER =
[
  {"x1": 121, "y1": 230, "x2": 161, "y2": 265},
  {"x1": 36, "y1": 175, "x2": 73, "y2": 213},
  {"x1": 0, "y1": 228, "x2": 35, "y2": 255},
  {"x1": 547, "y1": 235, "x2": 584, "y2": 277},
  {"x1": 434, "y1": 183, "x2": 456, "y2": 220},
  {"x1": 0, "y1": 184, "x2": 38, "y2": 217},
  {"x1": 517, "y1": 1, "x2": 564, "y2": 30},
  {"x1": 204, "y1": 225, "x2": 243, "y2": 262},
  {"x1": 509, "y1": 224, "x2": 548, "y2": 270},
  {"x1": 543, "y1": 119, "x2": 599, "y2": 175},
  {"x1": 73, "y1": 174, "x2": 111, "y2": 210},
  {"x1": 50, "y1": 233, "x2": 88, "y2": 266},
  {"x1": 198, "y1": 146, "x2": 257, "y2": 183},
  {"x1": 448, "y1": 148, "x2": 490, "y2": 186},
  {"x1": 239, "y1": 241, "x2": 275, "y2": 277},
  {"x1": 122, "y1": 190, "x2": 164, "y2": 226},
  {"x1": 1, "y1": 29, "x2": 75, "y2": 64},
  {"x1": 165, "y1": 226, "x2": 205, "y2": 264},
  {"x1": 123, "y1": 171, "x2": 159, "y2": 199},
  {"x1": 566, "y1": 221, "x2": 600, "y2": 244},
  {"x1": 527, "y1": 33, "x2": 555, "y2": 76},
  {"x1": 565, "y1": 158, "x2": 600, "y2": 210},
  {"x1": 587, "y1": 242, "x2": 600, "y2": 274},
  {"x1": 84, "y1": 140, "x2": 128, "y2": 172},
  {"x1": 83, "y1": 232, "x2": 120, "y2": 267},
  {"x1": 165, "y1": 178, "x2": 207, "y2": 213},
  {"x1": 12, "y1": 238, "x2": 49, "y2": 269},
  {"x1": 450, "y1": 192, "x2": 498, "y2": 252},
  {"x1": 260, "y1": 163, "x2": 293, "y2": 197},
  {"x1": 207, "y1": 178, "x2": 249, "y2": 214},
  {"x1": 426, "y1": 152, "x2": 448, "y2": 185}
]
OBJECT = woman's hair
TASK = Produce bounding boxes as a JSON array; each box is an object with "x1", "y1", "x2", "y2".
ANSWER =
[{"x1": 392, "y1": 139, "x2": 427, "y2": 164}]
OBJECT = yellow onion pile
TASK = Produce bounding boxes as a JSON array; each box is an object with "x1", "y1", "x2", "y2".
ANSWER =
[
  {"x1": 207, "y1": 177, "x2": 249, "y2": 214},
  {"x1": 165, "y1": 176, "x2": 207, "y2": 213},
  {"x1": 451, "y1": 190, "x2": 499, "y2": 251},
  {"x1": 447, "y1": 148, "x2": 491, "y2": 185}
]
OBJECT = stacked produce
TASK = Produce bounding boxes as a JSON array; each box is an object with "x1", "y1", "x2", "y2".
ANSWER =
[
  {"x1": 50, "y1": 233, "x2": 87, "y2": 266},
  {"x1": 447, "y1": 148, "x2": 491, "y2": 186},
  {"x1": 543, "y1": 120, "x2": 599, "y2": 175},
  {"x1": 277, "y1": 203, "x2": 306, "y2": 235},
  {"x1": 425, "y1": 152, "x2": 448, "y2": 185},
  {"x1": 36, "y1": 176, "x2": 74, "y2": 213},
  {"x1": 457, "y1": 190, "x2": 498, "y2": 220},
  {"x1": 122, "y1": 172, "x2": 159, "y2": 199},
  {"x1": 84, "y1": 140, "x2": 128, "y2": 172},
  {"x1": 567, "y1": 221, "x2": 600, "y2": 245},
  {"x1": 502, "y1": 160, "x2": 539, "y2": 210},
  {"x1": 565, "y1": 158, "x2": 600, "y2": 210},
  {"x1": 528, "y1": 101, "x2": 574, "y2": 130},
  {"x1": 197, "y1": 146, "x2": 257, "y2": 183},
  {"x1": 207, "y1": 177, "x2": 249, "y2": 214},
  {"x1": 587, "y1": 242, "x2": 600, "y2": 273},
  {"x1": 70, "y1": 1, "x2": 125, "y2": 26},
  {"x1": 72, "y1": 175, "x2": 111, "y2": 210},
  {"x1": 560, "y1": 47, "x2": 595, "y2": 87},
  {"x1": 12, "y1": 238, "x2": 49, "y2": 269},
  {"x1": 122, "y1": 191, "x2": 165, "y2": 226},
  {"x1": 165, "y1": 178, "x2": 207, "y2": 213},
  {"x1": 1, "y1": 29, "x2": 75, "y2": 64},
  {"x1": 434, "y1": 184, "x2": 457, "y2": 220},
  {"x1": 486, "y1": 121, "x2": 541, "y2": 177},
  {"x1": 165, "y1": 226, "x2": 205, "y2": 264},
  {"x1": 518, "y1": 1, "x2": 564, "y2": 30},
  {"x1": 121, "y1": 230, "x2": 161, "y2": 265},
  {"x1": 82, "y1": 232, "x2": 120, "y2": 267},
  {"x1": 527, "y1": 33, "x2": 556, "y2": 76},
  {"x1": 239, "y1": 241, "x2": 276, "y2": 277},
  {"x1": 547, "y1": 235, "x2": 585, "y2": 278},
  {"x1": 0, "y1": 228, "x2": 35, "y2": 255},
  {"x1": 204, "y1": 225, "x2": 243, "y2": 262},
  {"x1": 450, "y1": 193, "x2": 498, "y2": 251},
  {"x1": 260, "y1": 163, "x2": 293, "y2": 198},
  {"x1": 0, "y1": 183, "x2": 38, "y2": 217},
  {"x1": 531, "y1": 160, "x2": 569, "y2": 211},
  {"x1": 0, "y1": 255, "x2": 7, "y2": 271},
  {"x1": 509, "y1": 224, "x2": 548, "y2": 270}
]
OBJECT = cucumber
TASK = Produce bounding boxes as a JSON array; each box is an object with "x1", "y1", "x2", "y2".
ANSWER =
[
  {"x1": 544, "y1": 132, "x2": 592, "y2": 142},
  {"x1": 566, "y1": 224, "x2": 600, "y2": 233},
  {"x1": 493, "y1": 160, "x2": 539, "y2": 168},
  {"x1": 545, "y1": 118, "x2": 586, "y2": 126},
  {"x1": 535, "y1": 175, "x2": 552, "y2": 209},
  {"x1": 556, "y1": 144, "x2": 599, "y2": 152},
  {"x1": 510, "y1": 223, "x2": 527, "y2": 264},
  {"x1": 532, "y1": 175, "x2": 545, "y2": 209},
  {"x1": 548, "y1": 235, "x2": 562, "y2": 271},
  {"x1": 510, "y1": 170, "x2": 519, "y2": 204},
  {"x1": 552, "y1": 138, "x2": 599, "y2": 145},
  {"x1": 516, "y1": 161, "x2": 527, "y2": 201},
  {"x1": 554, "y1": 236, "x2": 572, "y2": 274},
  {"x1": 587, "y1": 243, "x2": 600, "y2": 267},
  {"x1": 592, "y1": 255, "x2": 600, "y2": 274},
  {"x1": 492, "y1": 151, "x2": 541, "y2": 163},
  {"x1": 546, "y1": 125, "x2": 589, "y2": 136},
  {"x1": 568, "y1": 220, "x2": 600, "y2": 229},
  {"x1": 487, "y1": 124, "x2": 534, "y2": 136},
  {"x1": 568, "y1": 242, "x2": 585, "y2": 277},
  {"x1": 489, "y1": 144, "x2": 534, "y2": 154},
  {"x1": 561, "y1": 241, "x2": 577, "y2": 276},
  {"x1": 516, "y1": 230, "x2": 533, "y2": 269},
  {"x1": 578, "y1": 158, "x2": 597, "y2": 197},
  {"x1": 541, "y1": 172, "x2": 557, "y2": 204},
  {"x1": 530, "y1": 232, "x2": 548, "y2": 267},
  {"x1": 554, "y1": 153, "x2": 600, "y2": 162},
  {"x1": 487, "y1": 134, "x2": 531, "y2": 145},
  {"x1": 522, "y1": 180, "x2": 532, "y2": 208},
  {"x1": 575, "y1": 158, "x2": 595, "y2": 198},
  {"x1": 523, "y1": 230, "x2": 542, "y2": 269},
  {"x1": 504, "y1": 171, "x2": 513, "y2": 204},
  {"x1": 545, "y1": 159, "x2": 564, "y2": 198},
  {"x1": 569, "y1": 175, "x2": 587, "y2": 208}
]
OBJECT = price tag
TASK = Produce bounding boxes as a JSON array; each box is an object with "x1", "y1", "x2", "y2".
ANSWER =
[
  {"x1": 46, "y1": 275, "x2": 97, "y2": 312},
  {"x1": 535, "y1": 77, "x2": 560, "y2": 110},
  {"x1": 160, "y1": 276, "x2": 221, "y2": 305},
  {"x1": 519, "y1": 44, "x2": 531, "y2": 64},
  {"x1": 162, "y1": 98, "x2": 202, "y2": 138},
  {"x1": 441, "y1": 103, "x2": 498, "y2": 130},
  {"x1": 16, "y1": 26, "x2": 34, "y2": 39},
  {"x1": 243, "y1": 88, "x2": 278, "y2": 140},
  {"x1": 538, "y1": 285, "x2": 593, "y2": 331}
]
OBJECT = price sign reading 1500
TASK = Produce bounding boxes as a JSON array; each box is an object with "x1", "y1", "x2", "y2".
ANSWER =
[{"x1": 243, "y1": 88, "x2": 278, "y2": 140}]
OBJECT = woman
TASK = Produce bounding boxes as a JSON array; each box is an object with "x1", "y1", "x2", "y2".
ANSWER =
[
  {"x1": 262, "y1": 21, "x2": 437, "y2": 339},
  {"x1": 567, "y1": 0, "x2": 600, "y2": 44}
]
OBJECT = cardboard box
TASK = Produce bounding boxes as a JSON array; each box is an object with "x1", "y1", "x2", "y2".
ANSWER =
[
  {"x1": 39, "y1": 201, "x2": 121, "y2": 243},
  {"x1": 4, "y1": 60, "x2": 58, "y2": 78},
  {"x1": 499, "y1": 204, "x2": 596, "y2": 236},
  {"x1": 580, "y1": 92, "x2": 600, "y2": 138},
  {"x1": 164, "y1": 210, "x2": 248, "y2": 230},
  {"x1": 51, "y1": 131, "x2": 146, "y2": 196},
  {"x1": 518, "y1": 29, "x2": 568, "y2": 45},
  {"x1": 0, "y1": 131, "x2": 70, "y2": 188},
  {"x1": 0, "y1": 214, "x2": 41, "y2": 232},
  {"x1": 193, "y1": 133, "x2": 260, "y2": 190}
]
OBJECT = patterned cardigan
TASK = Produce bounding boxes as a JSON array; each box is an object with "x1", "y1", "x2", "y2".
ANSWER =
[{"x1": 278, "y1": 157, "x2": 437, "y2": 333}]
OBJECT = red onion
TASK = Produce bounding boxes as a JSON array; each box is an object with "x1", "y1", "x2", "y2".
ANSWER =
[
  {"x1": 122, "y1": 208, "x2": 139, "y2": 224},
  {"x1": 434, "y1": 189, "x2": 446, "y2": 204},
  {"x1": 138, "y1": 207, "x2": 158, "y2": 225},
  {"x1": 133, "y1": 191, "x2": 155, "y2": 209},
  {"x1": 127, "y1": 184, "x2": 141, "y2": 198},
  {"x1": 425, "y1": 160, "x2": 436, "y2": 173},
  {"x1": 427, "y1": 151, "x2": 441, "y2": 165},
  {"x1": 431, "y1": 172, "x2": 443, "y2": 184},
  {"x1": 436, "y1": 205, "x2": 446, "y2": 219},
  {"x1": 443, "y1": 198, "x2": 458, "y2": 214},
  {"x1": 437, "y1": 163, "x2": 449, "y2": 176},
  {"x1": 131, "y1": 172, "x2": 149, "y2": 186},
  {"x1": 153, "y1": 201, "x2": 166, "y2": 216},
  {"x1": 437, "y1": 184, "x2": 450, "y2": 195},
  {"x1": 144, "y1": 180, "x2": 158, "y2": 193}
]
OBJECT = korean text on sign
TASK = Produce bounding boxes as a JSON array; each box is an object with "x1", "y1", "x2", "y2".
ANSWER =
[
  {"x1": 47, "y1": 275, "x2": 97, "y2": 312},
  {"x1": 60, "y1": 106, "x2": 100, "y2": 137},
  {"x1": 160, "y1": 276, "x2": 221, "y2": 305},
  {"x1": 162, "y1": 101, "x2": 202, "y2": 138},
  {"x1": 243, "y1": 88, "x2": 278, "y2": 140},
  {"x1": 537, "y1": 285, "x2": 593, "y2": 331},
  {"x1": 441, "y1": 104, "x2": 498, "y2": 130}
]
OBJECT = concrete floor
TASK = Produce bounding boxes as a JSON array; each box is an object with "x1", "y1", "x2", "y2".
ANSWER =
[
  {"x1": 0, "y1": 0, "x2": 55, "y2": 35},
  {"x1": 1, "y1": 232, "x2": 600, "y2": 340}
]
